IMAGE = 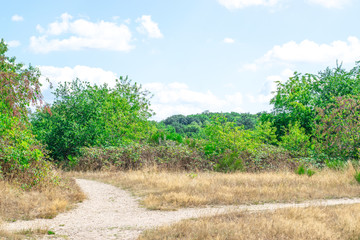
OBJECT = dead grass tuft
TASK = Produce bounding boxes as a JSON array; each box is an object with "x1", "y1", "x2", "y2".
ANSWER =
[
  {"x1": 72, "y1": 166, "x2": 360, "y2": 210},
  {"x1": 0, "y1": 173, "x2": 85, "y2": 221},
  {"x1": 139, "y1": 203, "x2": 360, "y2": 240}
]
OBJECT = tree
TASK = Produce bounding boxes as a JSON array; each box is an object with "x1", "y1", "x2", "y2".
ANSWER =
[
  {"x1": 32, "y1": 77, "x2": 154, "y2": 161},
  {"x1": 270, "y1": 62, "x2": 360, "y2": 136},
  {"x1": 0, "y1": 39, "x2": 51, "y2": 188}
]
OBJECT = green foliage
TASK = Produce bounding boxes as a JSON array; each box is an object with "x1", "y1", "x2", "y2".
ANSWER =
[
  {"x1": 202, "y1": 116, "x2": 262, "y2": 172},
  {"x1": 325, "y1": 158, "x2": 347, "y2": 170},
  {"x1": 296, "y1": 165, "x2": 306, "y2": 175},
  {"x1": 253, "y1": 121, "x2": 278, "y2": 145},
  {"x1": 162, "y1": 112, "x2": 260, "y2": 138},
  {"x1": 31, "y1": 77, "x2": 154, "y2": 161},
  {"x1": 354, "y1": 171, "x2": 360, "y2": 183},
  {"x1": 295, "y1": 165, "x2": 315, "y2": 177},
  {"x1": 315, "y1": 96, "x2": 360, "y2": 161},
  {"x1": 306, "y1": 168, "x2": 315, "y2": 177},
  {"x1": 279, "y1": 122, "x2": 311, "y2": 157},
  {"x1": 270, "y1": 62, "x2": 360, "y2": 137},
  {"x1": 0, "y1": 39, "x2": 52, "y2": 188},
  {"x1": 149, "y1": 125, "x2": 183, "y2": 144}
]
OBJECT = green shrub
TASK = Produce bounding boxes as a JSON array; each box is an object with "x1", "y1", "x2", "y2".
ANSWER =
[
  {"x1": 354, "y1": 171, "x2": 360, "y2": 183},
  {"x1": 306, "y1": 168, "x2": 316, "y2": 177},
  {"x1": 0, "y1": 39, "x2": 53, "y2": 188},
  {"x1": 296, "y1": 165, "x2": 306, "y2": 175},
  {"x1": 325, "y1": 158, "x2": 347, "y2": 170},
  {"x1": 213, "y1": 150, "x2": 244, "y2": 172},
  {"x1": 31, "y1": 77, "x2": 154, "y2": 162},
  {"x1": 279, "y1": 122, "x2": 311, "y2": 157}
]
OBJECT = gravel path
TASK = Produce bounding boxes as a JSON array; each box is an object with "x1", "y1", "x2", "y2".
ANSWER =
[{"x1": 4, "y1": 178, "x2": 360, "y2": 240}]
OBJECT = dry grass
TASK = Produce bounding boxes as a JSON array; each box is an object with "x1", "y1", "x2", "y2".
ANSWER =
[
  {"x1": 139, "y1": 203, "x2": 360, "y2": 240},
  {"x1": 0, "y1": 225, "x2": 48, "y2": 240},
  {"x1": 72, "y1": 165, "x2": 360, "y2": 210},
  {"x1": 0, "y1": 173, "x2": 85, "y2": 221}
]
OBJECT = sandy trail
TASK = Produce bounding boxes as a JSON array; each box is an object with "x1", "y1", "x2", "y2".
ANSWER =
[{"x1": 3, "y1": 178, "x2": 360, "y2": 240}]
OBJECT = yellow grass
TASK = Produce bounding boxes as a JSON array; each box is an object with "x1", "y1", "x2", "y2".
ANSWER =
[
  {"x1": 73, "y1": 165, "x2": 360, "y2": 210},
  {"x1": 0, "y1": 174, "x2": 85, "y2": 221},
  {"x1": 0, "y1": 225, "x2": 48, "y2": 240},
  {"x1": 139, "y1": 203, "x2": 360, "y2": 240}
]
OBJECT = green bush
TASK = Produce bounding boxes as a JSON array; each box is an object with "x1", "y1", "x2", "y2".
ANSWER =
[
  {"x1": 31, "y1": 77, "x2": 154, "y2": 162},
  {"x1": 279, "y1": 122, "x2": 311, "y2": 157},
  {"x1": 325, "y1": 158, "x2": 347, "y2": 170},
  {"x1": 354, "y1": 171, "x2": 360, "y2": 183},
  {"x1": 0, "y1": 39, "x2": 53, "y2": 188},
  {"x1": 296, "y1": 165, "x2": 306, "y2": 175}
]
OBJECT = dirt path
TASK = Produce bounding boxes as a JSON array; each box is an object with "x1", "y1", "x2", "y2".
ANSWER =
[{"x1": 4, "y1": 179, "x2": 360, "y2": 240}]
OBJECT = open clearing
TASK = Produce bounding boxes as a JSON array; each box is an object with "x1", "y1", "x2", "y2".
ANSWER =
[
  {"x1": 73, "y1": 169, "x2": 360, "y2": 210},
  {"x1": 2, "y1": 177, "x2": 360, "y2": 240}
]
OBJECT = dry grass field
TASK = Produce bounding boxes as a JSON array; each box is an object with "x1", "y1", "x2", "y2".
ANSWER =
[
  {"x1": 139, "y1": 203, "x2": 360, "y2": 240},
  {"x1": 73, "y1": 165, "x2": 360, "y2": 210},
  {"x1": 0, "y1": 175, "x2": 85, "y2": 221},
  {"x1": 0, "y1": 174, "x2": 85, "y2": 239}
]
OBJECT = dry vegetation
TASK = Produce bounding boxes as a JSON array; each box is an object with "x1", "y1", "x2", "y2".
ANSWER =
[
  {"x1": 0, "y1": 174, "x2": 85, "y2": 222},
  {"x1": 0, "y1": 225, "x2": 48, "y2": 240},
  {"x1": 73, "y1": 165, "x2": 360, "y2": 210},
  {"x1": 139, "y1": 203, "x2": 360, "y2": 240}
]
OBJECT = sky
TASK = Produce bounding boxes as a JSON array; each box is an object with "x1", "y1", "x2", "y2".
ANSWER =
[{"x1": 1, "y1": 0, "x2": 360, "y2": 120}]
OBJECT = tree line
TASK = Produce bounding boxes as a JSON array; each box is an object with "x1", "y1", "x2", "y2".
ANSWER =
[{"x1": 2, "y1": 38, "x2": 360, "y2": 188}]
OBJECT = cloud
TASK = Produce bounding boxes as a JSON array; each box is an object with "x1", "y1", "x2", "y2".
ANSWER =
[
  {"x1": 144, "y1": 82, "x2": 244, "y2": 120},
  {"x1": 38, "y1": 65, "x2": 245, "y2": 120},
  {"x1": 30, "y1": 13, "x2": 134, "y2": 53},
  {"x1": 244, "y1": 36, "x2": 360, "y2": 70},
  {"x1": 136, "y1": 15, "x2": 163, "y2": 39},
  {"x1": 306, "y1": 0, "x2": 351, "y2": 8},
  {"x1": 38, "y1": 65, "x2": 118, "y2": 92},
  {"x1": 224, "y1": 38, "x2": 235, "y2": 44},
  {"x1": 247, "y1": 68, "x2": 293, "y2": 104},
  {"x1": 218, "y1": 0, "x2": 281, "y2": 9},
  {"x1": 6, "y1": 40, "x2": 21, "y2": 48},
  {"x1": 11, "y1": 14, "x2": 24, "y2": 22}
]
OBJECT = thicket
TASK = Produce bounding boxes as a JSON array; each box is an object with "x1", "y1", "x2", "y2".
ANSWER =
[
  {"x1": 4, "y1": 33, "x2": 360, "y2": 176},
  {"x1": 0, "y1": 39, "x2": 54, "y2": 189},
  {"x1": 31, "y1": 77, "x2": 154, "y2": 162},
  {"x1": 28, "y1": 60, "x2": 360, "y2": 173}
]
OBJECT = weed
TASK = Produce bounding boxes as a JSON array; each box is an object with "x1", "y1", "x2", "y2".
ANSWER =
[
  {"x1": 354, "y1": 171, "x2": 360, "y2": 183},
  {"x1": 296, "y1": 165, "x2": 306, "y2": 175}
]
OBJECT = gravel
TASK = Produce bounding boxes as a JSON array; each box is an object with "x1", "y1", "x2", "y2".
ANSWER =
[{"x1": 4, "y1": 178, "x2": 360, "y2": 240}]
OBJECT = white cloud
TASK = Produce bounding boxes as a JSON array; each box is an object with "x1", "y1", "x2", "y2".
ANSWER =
[
  {"x1": 38, "y1": 65, "x2": 118, "y2": 91},
  {"x1": 248, "y1": 68, "x2": 293, "y2": 104},
  {"x1": 218, "y1": 0, "x2": 281, "y2": 9},
  {"x1": 244, "y1": 36, "x2": 360, "y2": 70},
  {"x1": 306, "y1": 0, "x2": 351, "y2": 8},
  {"x1": 11, "y1": 14, "x2": 23, "y2": 22},
  {"x1": 136, "y1": 15, "x2": 163, "y2": 39},
  {"x1": 7, "y1": 40, "x2": 21, "y2": 48},
  {"x1": 144, "y1": 82, "x2": 244, "y2": 120},
  {"x1": 224, "y1": 38, "x2": 235, "y2": 44},
  {"x1": 30, "y1": 13, "x2": 134, "y2": 53}
]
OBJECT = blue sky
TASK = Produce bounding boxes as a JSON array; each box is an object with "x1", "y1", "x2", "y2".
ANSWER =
[{"x1": 2, "y1": 0, "x2": 360, "y2": 120}]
